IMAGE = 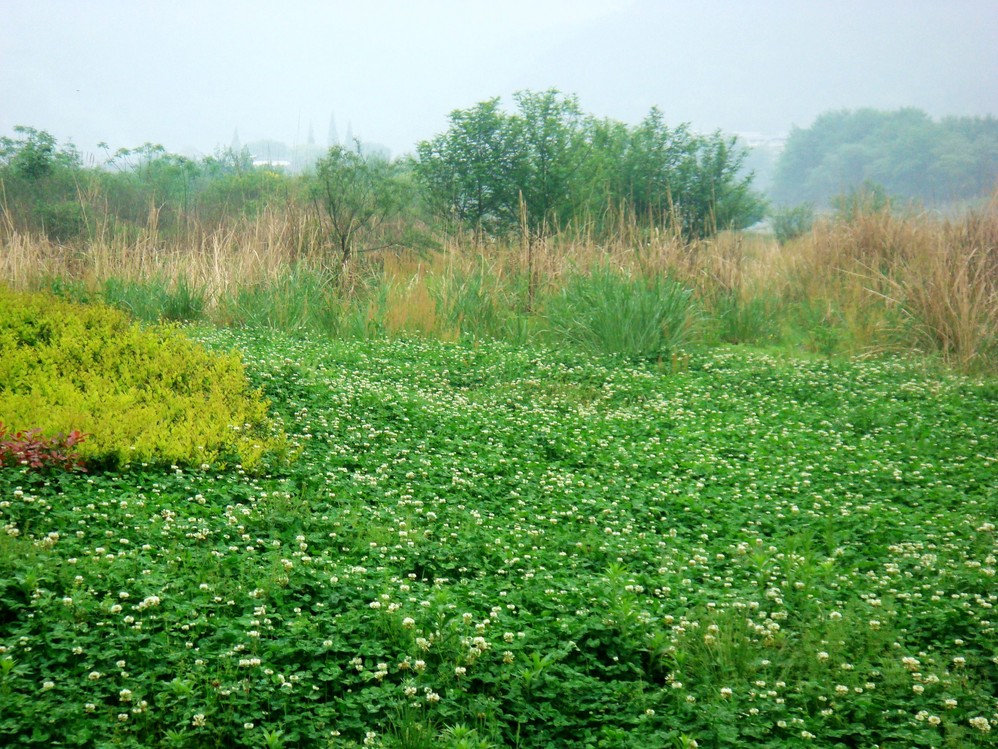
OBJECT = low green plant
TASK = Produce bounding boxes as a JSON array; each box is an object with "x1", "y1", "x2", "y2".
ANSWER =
[
  {"x1": 216, "y1": 265, "x2": 342, "y2": 334},
  {"x1": 706, "y1": 290, "x2": 779, "y2": 345},
  {"x1": 101, "y1": 275, "x2": 207, "y2": 323},
  {"x1": 543, "y1": 265, "x2": 697, "y2": 359},
  {"x1": 770, "y1": 203, "x2": 814, "y2": 245},
  {"x1": 0, "y1": 286, "x2": 285, "y2": 469}
]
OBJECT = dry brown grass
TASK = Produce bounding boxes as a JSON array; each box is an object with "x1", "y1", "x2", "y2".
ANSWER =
[{"x1": 3, "y1": 195, "x2": 995, "y2": 370}]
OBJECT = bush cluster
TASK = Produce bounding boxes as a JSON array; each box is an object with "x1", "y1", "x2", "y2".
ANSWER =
[{"x1": 0, "y1": 287, "x2": 286, "y2": 469}]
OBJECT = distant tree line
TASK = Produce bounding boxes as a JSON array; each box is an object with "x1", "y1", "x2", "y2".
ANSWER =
[
  {"x1": 1, "y1": 91, "x2": 767, "y2": 250},
  {"x1": 770, "y1": 108, "x2": 998, "y2": 207},
  {"x1": 0, "y1": 126, "x2": 291, "y2": 241}
]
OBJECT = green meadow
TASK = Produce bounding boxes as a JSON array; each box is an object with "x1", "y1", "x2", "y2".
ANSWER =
[{"x1": 2, "y1": 327, "x2": 996, "y2": 747}]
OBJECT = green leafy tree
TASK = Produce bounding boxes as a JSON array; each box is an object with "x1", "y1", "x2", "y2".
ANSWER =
[
  {"x1": 509, "y1": 89, "x2": 590, "y2": 233},
  {"x1": 0, "y1": 126, "x2": 86, "y2": 239},
  {"x1": 415, "y1": 98, "x2": 520, "y2": 233},
  {"x1": 312, "y1": 146, "x2": 408, "y2": 274},
  {"x1": 415, "y1": 92, "x2": 764, "y2": 240},
  {"x1": 621, "y1": 109, "x2": 764, "y2": 237}
]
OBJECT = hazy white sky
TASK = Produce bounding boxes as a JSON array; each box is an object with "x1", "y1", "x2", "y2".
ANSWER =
[{"x1": 2, "y1": 0, "x2": 996, "y2": 159}]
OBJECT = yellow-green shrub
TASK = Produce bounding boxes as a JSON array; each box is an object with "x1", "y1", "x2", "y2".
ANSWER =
[{"x1": 0, "y1": 286, "x2": 286, "y2": 470}]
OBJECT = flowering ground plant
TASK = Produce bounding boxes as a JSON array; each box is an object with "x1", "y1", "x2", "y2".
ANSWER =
[{"x1": 0, "y1": 329, "x2": 995, "y2": 747}]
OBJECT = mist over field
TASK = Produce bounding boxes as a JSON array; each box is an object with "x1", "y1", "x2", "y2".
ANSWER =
[{"x1": 2, "y1": 0, "x2": 996, "y2": 160}]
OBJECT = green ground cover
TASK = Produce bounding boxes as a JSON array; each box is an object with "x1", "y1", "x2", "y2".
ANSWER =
[{"x1": 1, "y1": 330, "x2": 996, "y2": 748}]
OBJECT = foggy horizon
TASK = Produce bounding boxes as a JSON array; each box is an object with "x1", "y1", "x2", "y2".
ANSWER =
[{"x1": 2, "y1": 0, "x2": 996, "y2": 161}]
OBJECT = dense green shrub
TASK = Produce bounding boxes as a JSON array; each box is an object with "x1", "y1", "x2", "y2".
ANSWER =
[{"x1": 0, "y1": 287, "x2": 286, "y2": 469}]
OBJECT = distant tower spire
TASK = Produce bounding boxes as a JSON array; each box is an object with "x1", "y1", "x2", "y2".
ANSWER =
[
  {"x1": 307, "y1": 122, "x2": 316, "y2": 146},
  {"x1": 231, "y1": 128, "x2": 241, "y2": 151},
  {"x1": 327, "y1": 114, "x2": 340, "y2": 148}
]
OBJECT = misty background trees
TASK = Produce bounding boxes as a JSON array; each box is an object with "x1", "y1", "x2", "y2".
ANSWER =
[
  {"x1": 3, "y1": 96, "x2": 997, "y2": 264},
  {"x1": 771, "y1": 108, "x2": 998, "y2": 207}
]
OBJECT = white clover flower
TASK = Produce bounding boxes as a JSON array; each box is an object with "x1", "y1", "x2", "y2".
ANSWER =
[
  {"x1": 455, "y1": 666, "x2": 467, "y2": 677},
  {"x1": 402, "y1": 617, "x2": 415, "y2": 629},
  {"x1": 119, "y1": 688, "x2": 132, "y2": 702},
  {"x1": 720, "y1": 687, "x2": 733, "y2": 698},
  {"x1": 969, "y1": 716, "x2": 991, "y2": 732},
  {"x1": 192, "y1": 713, "x2": 206, "y2": 727},
  {"x1": 42, "y1": 681, "x2": 55, "y2": 691}
]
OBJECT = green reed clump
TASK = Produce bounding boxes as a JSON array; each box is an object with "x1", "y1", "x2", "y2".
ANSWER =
[{"x1": 543, "y1": 265, "x2": 698, "y2": 360}]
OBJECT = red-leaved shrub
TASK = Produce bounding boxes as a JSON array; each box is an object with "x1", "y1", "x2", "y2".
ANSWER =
[{"x1": 0, "y1": 422, "x2": 88, "y2": 473}]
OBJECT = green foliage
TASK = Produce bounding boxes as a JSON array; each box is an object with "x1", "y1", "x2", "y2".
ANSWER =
[
  {"x1": 771, "y1": 202, "x2": 815, "y2": 245},
  {"x1": 0, "y1": 330, "x2": 996, "y2": 747},
  {"x1": 706, "y1": 290, "x2": 780, "y2": 345},
  {"x1": 0, "y1": 126, "x2": 80, "y2": 181},
  {"x1": 543, "y1": 266, "x2": 697, "y2": 359},
  {"x1": 771, "y1": 108, "x2": 998, "y2": 207},
  {"x1": 0, "y1": 127, "x2": 87, "y2": 240},
  {"x1": 415, "y1": 98, "x2": 522, "y2": 234},
  {"x1": 217, "y1": 265, "x2": 345, "y2": 335},
  {"x1": 833, "y1": 180, "x2": 892, "y2": 221},
  {"x1": 416, "y1": 91, "x2": 765, "y2": 239},
  {"x1": 100, "y1": 276, "x2": 208, "y2": 323},
  {"x1": 0, "y1": 287, "x2": 285, "y2": 469}
]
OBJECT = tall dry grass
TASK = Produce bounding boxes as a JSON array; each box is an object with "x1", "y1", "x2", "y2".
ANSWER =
[{"x1": 2, "y1": 195, "x2": 995, "y2": 370}]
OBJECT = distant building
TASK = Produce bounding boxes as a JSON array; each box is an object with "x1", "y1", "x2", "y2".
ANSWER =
[{"x1": 252, "y1": 158, "x2": 291, "y2": 169}]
